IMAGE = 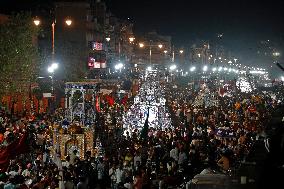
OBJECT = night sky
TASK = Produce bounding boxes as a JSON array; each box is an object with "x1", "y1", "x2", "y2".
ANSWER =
[{"x1": 1, "y1": 0, "x2": 284, "y2": 72}]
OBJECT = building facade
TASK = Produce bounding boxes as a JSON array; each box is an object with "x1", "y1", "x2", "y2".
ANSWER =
[{"x1": 51, "y1": 0, "x2": 134, "y2": 80}]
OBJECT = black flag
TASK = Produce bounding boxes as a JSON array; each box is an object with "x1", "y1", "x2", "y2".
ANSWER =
[{"x1": 140, "y1": 107, "x2": 150, "y2": 141}]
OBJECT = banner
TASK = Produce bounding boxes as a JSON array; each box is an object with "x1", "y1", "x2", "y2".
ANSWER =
[
  {"x1": 88, "y1": 57, "x2": 95, "y2": 67},
  {"x1": 92, "y1": 42, "x2": 103, "y2": 51}
]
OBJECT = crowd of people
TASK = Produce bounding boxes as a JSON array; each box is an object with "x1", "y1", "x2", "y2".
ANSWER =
[{"x1": 0, "y1": 73, "x2": 283, "y2": 189}]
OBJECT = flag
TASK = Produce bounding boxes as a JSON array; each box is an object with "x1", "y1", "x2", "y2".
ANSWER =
[
  {"x1": 94, "y1": 62, "x2": 101, "y2": 68},
  {"x1": 100, "y1": 61, "x2": 106, "y2": 68},
  {"x1": 92, "y1": 42, "x2": 103, "y2": 50},
  {"x1": 140, "y1": 108, "x2": 150, "y2": 141},
  {"x1": 121, "y1": 95, "x2": 128, "y2": 105},
  {"x1": 88, "y1": 57, "x2": 95, "y2": 67},
  {"x1": 218, "y1": 87, "x2": 227, "y2": 97},
  {"x1": 0, "y1": 133, "x2": 29, "y2": 171},
  {"x1": 106, "y1": 95, "x2": 115, "y2": 106},
  {"x1": 96, "y1": 96, "x2": 101, "y2": 112}
]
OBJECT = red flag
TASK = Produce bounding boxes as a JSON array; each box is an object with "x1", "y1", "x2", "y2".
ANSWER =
[
  {"x1": 248, "y1": 106, "x2": 256, "y2": 112},
  {"x1": 96, "y1": 96, "x2": 101, "y2": 112},
  {"x1": 106, "y1": 95, "x2": 115, "y2": 106},
  {"x1": 0, "y1": 133, "x2": 29, "y2": 171},
  {"x1": 218, "y1": 87, "x2": 226, "y2": 97},
  {"x1": 121, "y1": 95, "x2": 128, "y2": 105}
]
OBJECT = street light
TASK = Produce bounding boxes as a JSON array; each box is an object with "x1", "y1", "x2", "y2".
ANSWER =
[
  {"x1": 129, "y1": 37, "x2": 135, "y2": 43},
  {"x1": 169, "y1": 64, "x2": 177, "y2": 71},
  {"x1": 65, "y1": 19, "x2": 72, "y2": 26},
  {"x1": 273, "y1": 52, "x2": 280, "y2": 57},
  {"x1": 190, "y1": 66, "x2": 196, "y2": 72},
  {"x1": 34, "y1": 17, "x2": 72, "y2": 60},
  {"x1": 47, "y1": 63, "x2": 58, "y2": 96},
  {"x1": 48, "y1": 66, "x2": 54, "y2": 73},
  {"x1": 33, "y1": 18, "x2": 40, "y2": 26},
  {"x1": 139, "y1": 42, "x2": 163, "y2": 65},
  {"x1": 48, "y1": 63, "x2": 59, "y2": 73},
  {"x1": 115, "y1": 63, "x2": 124, "y2": 70},
  {"x1": 179, "y1": 50, "x2": 184, "y2": 54},
  {"x1": 106, "y1": 37, "x2": 111, "y2": 42},
  {"x1": 164, "y1": 50, "x2": 168, "y2": 54},
  {"x1": 203, "y1": 65, "x2": 208, "y2": 72}
]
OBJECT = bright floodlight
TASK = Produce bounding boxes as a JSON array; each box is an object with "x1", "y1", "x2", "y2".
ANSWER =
[
  {"x1": 106, "y1": 37, "x2": 110, "y2": 42},
  {"x1": 65, "y1": 19, "x2": 72, "y2": 26},
  {"x1": 115, "y1": 63, "x2": 123, "y2": 70},
  {"x1": 51, "y1": 63, "x2": 59, "y2": 70},
  {"x1": 139, "y1": 43, "x2": 144, "y2": 48},
  {"x1": 158, "y1": 44, "x2": 163, "y2": 48},
  {"x1": 212, "y1": 67, "x2": 217, "y2": 72},
  {"x1": 164, "y1": 50, "x2": 168, "y2": 54},
  {"x1": 273, "y1": 52, "x2": 280, "y2": 57},
  {"x1": 224, "y1": 67, "x2": 228, "y2": 71},
  {"x1": 47, "y1": 66, "x2": 54, "y2": 73},
  {"x1": 190, "y1": 66, "x2": 196, "y2": 72},
  {"x1": 228, "y1": 60, "x2": 232, "y2": 64},
  {"x1": 147, "y1": 66, "x2": 152, "y2": 71},
  {"x1": 169, "y1": 64, "x2": 177, "y2": 70},
  {"x1": 179, "y1": 50, "x2": 184, "y2": 54},
  {"x1": 203, "y1": 65, "x2": 208, "y2": 72}
]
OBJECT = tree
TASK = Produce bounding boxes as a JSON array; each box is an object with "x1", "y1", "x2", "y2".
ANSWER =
[{"x1": 0, "y1": 12, "x2": 40, "y2": 97}]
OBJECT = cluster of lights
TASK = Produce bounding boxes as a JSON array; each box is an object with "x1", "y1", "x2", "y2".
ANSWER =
[
  {"x1": 190, "y1": 66, "x2": 196, "y2": 72},
  {"x1": 47, "y1": 63, "x2": 59, "y2": 73},
  {"x1": 249, "y1": 70, "x2": 266, "y2": 75},
  {"x1": 139, "y1": 43, "x2": 163, "y2": 49},
  {"x1": 187, "y1": 65, "x2": 240, "y2": 74},
  {"x1": 169, "y1": 64, "x2": 177, "y2": 70},
  {"x1": 114, "y1": 63, "x2": 124, "y2": 70}
]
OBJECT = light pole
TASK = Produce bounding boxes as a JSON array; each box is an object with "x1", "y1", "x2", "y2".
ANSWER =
[
  {"x1": 47, "y1": 63, "x2": 58, "y2": 114},
  {"x1": 139, "y1": 42, "x2": 163, "y2": 67},
  {"x1": 47, "y1": 63, "x2": 59, "y2": 95},
  {"x1": 179, "y1": 49, "x2": 184, "y2": 64},
  {"x1": 105, "y1": 36, "x2": 135, "y2": 70},
  {"x1": 33, "y1": 17, "x2": 72, "y2": 61}
]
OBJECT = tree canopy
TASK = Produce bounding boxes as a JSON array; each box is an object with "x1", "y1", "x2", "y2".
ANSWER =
[{"x1": 0, "y1": 12, "x2": 40, "y2": 96}]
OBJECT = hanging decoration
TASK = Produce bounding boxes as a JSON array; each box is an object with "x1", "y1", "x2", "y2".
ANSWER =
[{"x1": 123, "y1": 77, "x2": 172, "y2": 136}]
